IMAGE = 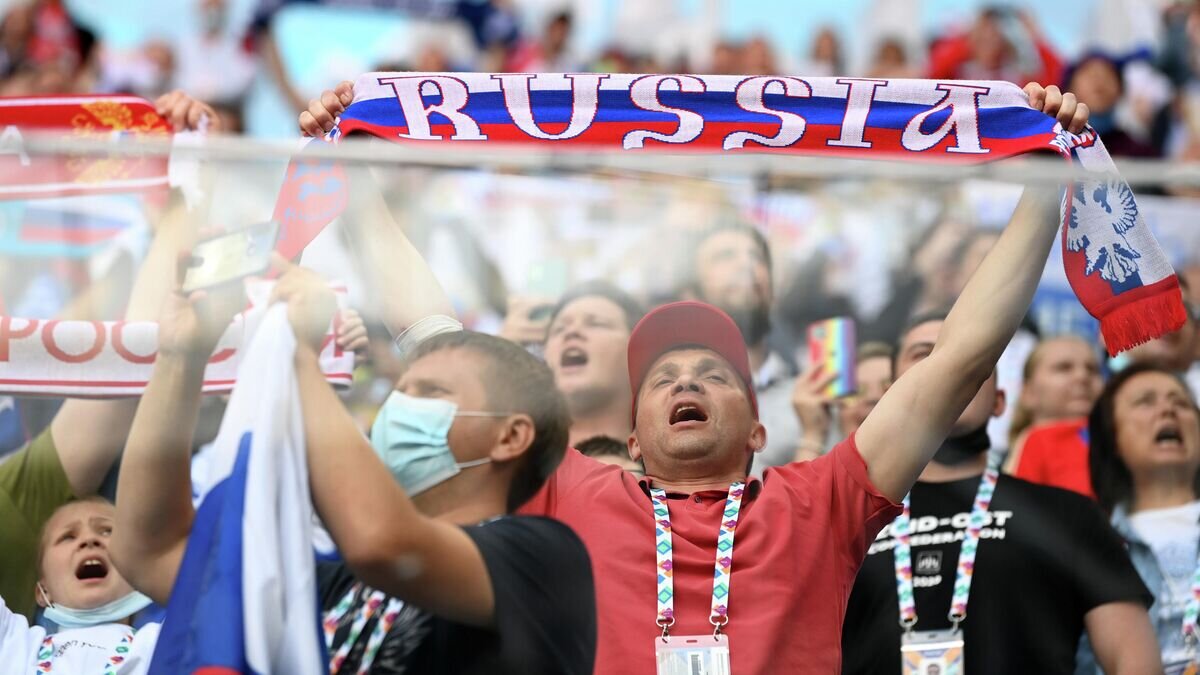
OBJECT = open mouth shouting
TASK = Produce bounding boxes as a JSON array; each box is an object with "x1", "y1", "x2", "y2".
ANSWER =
[
  {"x1": 560, "y1": 346, "x2": 589, "y2": 373},
  {"x1": 669, "y1": 399, "x2": 710, "y2": 428},
  {"x1": 1154, "y1": 424, "x2": 1184, "y2": 449},
  {"x1": 74, "y1": 555, "x2": 110, "y2": 585}
]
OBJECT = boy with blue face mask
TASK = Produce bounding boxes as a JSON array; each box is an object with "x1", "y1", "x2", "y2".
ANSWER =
[
  {"x1": 0, "y1": 497, "x2": 161, "y2": 673},
  {"x1": 112, "y1": 259, "x2": 597, "y2": 675}
]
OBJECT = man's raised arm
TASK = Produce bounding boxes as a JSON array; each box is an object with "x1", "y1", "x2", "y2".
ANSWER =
[
  {"x1": 856, "y1": 83, "x2": 1089, "y2": 502},
  {"x1": 110, "y1": 268, "x2": 246, "y2": 604},
  {"x1": 271, "y1": 260, "x2": 500, "y2": 628},
  {"x1": 301, "y1": 82, "x2": 457, "y2": 338}
]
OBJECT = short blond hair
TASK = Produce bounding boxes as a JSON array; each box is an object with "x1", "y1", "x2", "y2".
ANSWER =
[{"x1": 36, "y1": 495, "x2": 114, "y2": 577}]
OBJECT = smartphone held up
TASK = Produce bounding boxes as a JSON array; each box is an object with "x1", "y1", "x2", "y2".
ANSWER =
[
  {"x1": 807, "y1": 317, "x2": 857, "y2": 400},
  {"x1": 181, "y1": 221, "x2": 281, "y2": 294}
]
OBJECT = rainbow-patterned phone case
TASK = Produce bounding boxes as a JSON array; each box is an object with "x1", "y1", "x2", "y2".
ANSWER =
[{"x1": 807, "y1": 317, "x2": 857, "y2": 399}]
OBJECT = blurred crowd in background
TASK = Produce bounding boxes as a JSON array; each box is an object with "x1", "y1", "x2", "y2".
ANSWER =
[{"x1": 2, "y1": 0, "x2": 1200, "y2": 457}]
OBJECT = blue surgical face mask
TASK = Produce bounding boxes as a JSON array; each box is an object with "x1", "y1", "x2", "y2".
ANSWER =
[
  {"x1": 38, "y1": 583, "x2": 152, "y2": 630},
  {"x1": 369, "y1": 391, "x2": 507, "y2": 496}
]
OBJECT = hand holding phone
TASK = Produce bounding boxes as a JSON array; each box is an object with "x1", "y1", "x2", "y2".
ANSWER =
[
  {"x1": 807, "y1": 317, "x2": 857, "y2": 399},
  {"x1": 181, "y1": 220, "x2": 280, "y2": 294}
]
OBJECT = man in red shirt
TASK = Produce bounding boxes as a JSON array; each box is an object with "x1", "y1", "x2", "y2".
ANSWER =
[
  {"x1": 515, "y1": 94, "x2": 1088, "y2": 675},
  {"x1": 299, "y1": 81, "x2": 1091, "y2": 674}
]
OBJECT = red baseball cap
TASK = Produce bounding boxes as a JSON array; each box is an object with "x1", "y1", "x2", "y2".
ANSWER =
[{"x1": 627, "y1": 301, "x2": 758, "y2": 423}]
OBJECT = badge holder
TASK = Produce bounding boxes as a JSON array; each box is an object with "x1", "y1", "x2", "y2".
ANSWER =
[
  {"x1": 655, "y1": 616, "x2": 732, "y2": 675},
  {"x1": 900, "y1": 620, "x2": 964, "y2": 675}
]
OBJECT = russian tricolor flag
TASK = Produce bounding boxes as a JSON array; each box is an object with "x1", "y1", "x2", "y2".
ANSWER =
[
  {"x1": 0, "y1": 195, "x2": 146, "y2": 259},
  {"x1": 149, "y1": 306, "x2": 326, "y2": 674}
]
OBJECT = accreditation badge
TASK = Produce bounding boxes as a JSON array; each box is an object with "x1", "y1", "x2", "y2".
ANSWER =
[
  {"x1": 901, "y1": 629, "x2": 964, "y2": 675},
  {"x1": 655, "y1": 634, "x2": 731, "y2": 675},
  {"x1": 1163, "y1": 659, "x2": 1199, "y2": 675}
]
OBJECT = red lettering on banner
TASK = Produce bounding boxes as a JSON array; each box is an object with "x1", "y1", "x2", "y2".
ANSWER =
[
  {"x1": 494, "y1": 73, "x2": 608, "y2": 140},
  {"x1": 623, "y1": 75, "x2": 706, "y2": 149},
  {"x1": 0, "y1": 317, "x2": 38, "y2": 362},
  {"x1": 377, "y1": 75, "x2": 487, "y2": 141},
  {"x1": 723, "y1": 77, "x2": 812, "y2": 149},
  {"x1": 42, "y1": 320, "x2": 106, "y2": 363},
  {"x1": 112, "y1": 323, "x2": 157, "y2": 364}
]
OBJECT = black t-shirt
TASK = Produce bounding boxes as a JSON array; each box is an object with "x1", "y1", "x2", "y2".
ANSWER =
[
  {"x1": 841, "y1": 474, "x2": 1150, "y2": 675},
  {"x1": 318, "y1": 515, "x2": 596, "y2": 674}
]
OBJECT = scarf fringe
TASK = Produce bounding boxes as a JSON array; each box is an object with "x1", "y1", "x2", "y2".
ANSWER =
[{"x1": 1100, "y1": 288, "x2": 1188, "y2": 355}]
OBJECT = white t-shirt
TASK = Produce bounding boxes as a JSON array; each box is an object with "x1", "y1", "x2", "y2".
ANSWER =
[
  {"x1": 1129, "y1": 500, "x2": 1200, "y2": 663},
  {"x1": 0, "y1": 597, "x2": 160, "y2": 675}
]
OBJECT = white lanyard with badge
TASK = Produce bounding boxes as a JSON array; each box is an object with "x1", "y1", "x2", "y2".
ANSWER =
[
  {"x1": 649, "y1": 481, "x2": 746, "y2": 675},
  {"x1": 892, "y1": 453, "x2": 1000, "y2": 675}
]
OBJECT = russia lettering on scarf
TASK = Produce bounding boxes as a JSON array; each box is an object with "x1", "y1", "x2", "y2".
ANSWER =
[{"x1": 301, "y1": 72, "x2": 1186, "y2": 353}]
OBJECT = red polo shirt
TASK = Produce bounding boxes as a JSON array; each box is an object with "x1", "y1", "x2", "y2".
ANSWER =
[{"x1": 519, "y1": 433, "x2": 901, "y2": 674}]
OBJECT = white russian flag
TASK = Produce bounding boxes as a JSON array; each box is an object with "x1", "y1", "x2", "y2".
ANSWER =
[{"x1": 148, "y1": 305, "x2": 325, "y2": 674}]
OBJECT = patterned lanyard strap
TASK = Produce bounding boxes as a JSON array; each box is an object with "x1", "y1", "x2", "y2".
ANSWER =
[
  {"x1": 324, "y1": 583, "x2": 404, "y2": 675},
  {"x1": 650, "y1": 481, "x2": 746, "y2": 638},
  {"x1": 36, "y1": 628, "x2": 135, "y2": 674},
  {"x1": 1182, "y1": 547, "x2": 1200, "y2": 652},
  {"x1": 893, "y1": 453, "x2": 1001, "y2": 632}
]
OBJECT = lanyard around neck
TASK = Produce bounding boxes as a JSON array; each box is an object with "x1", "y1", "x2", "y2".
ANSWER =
[
  {"x1": 893, "y1": 453, "x2": 1001, "y2": 631},
  {"x1": 1179, "y1": 529, "x2": 1200, "y2": 651},
  {"x1": 649, "y1": 482, "x2": 746, "y2": 637},
  {"x1": 325, "y1": 583, "x2": 405, "y2": 675},
  {"x1": 36, "y1": 627, "x2": 135, "y2": 675}
]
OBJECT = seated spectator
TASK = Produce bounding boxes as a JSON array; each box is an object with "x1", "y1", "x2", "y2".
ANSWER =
[
  {"x1": 112, "y1": 258, "x2": 598, "y2": 674},
  {"x1": 742, "y1": 35, "x2": 778, "y2": 76},
  {"x1": 796, "y1": 27, "x2": 843, "y2": 77},
  {"x1": 709, "y1": 40, "x2": 741, "y2": 75},
  {"x1": 172, "y1": 0, "x2": 256, "y2": 107},
  {"x1": 576, "y1": 435, "x2": 644, "y2": 475},
  {"x1": 678, "y1": 223, "x2": 800, "y2": 475},
  {"x1": 1010, "y1": 418, "x2": 1097, "y2": 499},
  {"x1": 505, "y1": 10, "x2": 578, "y2": 73},
  {"x1": 928, "y1": 7, "x2": 1063, "y2": 87},
  {"x1": 866, "y1": 37, "x2": 918, "y2": 79},
  {"x1": 1079, "y1": 363, "x2": 1200, "y2": 672},
  {"x1": 1065, "y1": 52, "x2": 1161, "y2": 157},
  {"x1": 1003, "y1": 335, "x2": 1105, "y2": 493},
  {"x1": 789, "y1": 341, "x2": 894, "y2": 462},
  {"x1": 0, "y1": 498, "x2": 161, "y2": 671},
  {"x1": 541, "y1": 282, "x2": 645, "y2": 447},
  {"x1": 837, "y1": 342, "x2": 894, "y2": 440}
]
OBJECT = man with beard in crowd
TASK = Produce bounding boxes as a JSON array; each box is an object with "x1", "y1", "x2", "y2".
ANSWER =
[{"x1": 681, "y1": 224, "x2": 801, "y2": 473}]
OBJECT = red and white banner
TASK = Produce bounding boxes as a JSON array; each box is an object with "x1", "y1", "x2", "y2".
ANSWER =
[
  {"x1": 0, "y1": 95, "x2": 171, "y2": 200},
  {"x1": 0, "y1": 283, "x2": 354, "y2": 397}
]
